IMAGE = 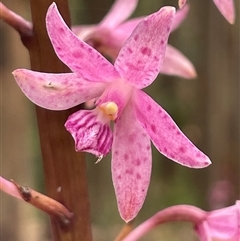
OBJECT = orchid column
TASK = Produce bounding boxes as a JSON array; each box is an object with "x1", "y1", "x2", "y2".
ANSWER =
[{"x1": 27, "y1": 0, "x2": 92, "y2": 240}]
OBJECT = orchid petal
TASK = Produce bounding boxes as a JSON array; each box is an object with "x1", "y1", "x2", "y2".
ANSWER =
[
  {"x1": 46, "y1": 3, "x2": 120, "y2": 83},
  {"x1": 71, "y1": 24, "x2": 97, "y2": 41},
  {"x1": 207, "y1": 204, "x2": 239, "y2": 239},
  {"x1": 161, "y1": 45, "x2": 197, "y2": 79},
  {"x1": 99, "y1": 0, "x2": 138, "y2": 29},
  {"x1": 13, "y1": 69, "x2": 108, "y2": 110},
  {"x1": 115, "y1": 6, "x2": 175, "y2": 89},
  {"x1": 65, "y1": 109, "x2": 113, "y2": 158},
  {"x1": 212, "y1": 0, "x2": 235, "y2": 24},
  {"x1": 112, "y1": 102, "x2": 151, "y2": 222},
  {"x1": 195, "y1": 221, "x2": 212, "y2": 241},
  {"x1": 178, "y1": 0, "x2": 187, "y2": 9},
  {"x1": 133, "y1": 90, "x2": 211, "y2": 168},
  {"x1": 0, "y1": 176, "x2": 22, "y2": 200},
  {"x1": 171, "y1": 4, "x2": 189, "y2": 32}
]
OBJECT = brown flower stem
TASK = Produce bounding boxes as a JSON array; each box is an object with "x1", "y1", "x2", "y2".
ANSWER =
[
  {"x1": 4, "y1": 0, "x2": 93, "y2": 240},
  {"x1": 122, "y1": 205, "x2": 207, "y2": 241},
  {"x1": 0, "y1": 2, "x2": 33, "y2": 38},
  {"x1": 114, "y1": 221, "x2": 135, "y2": 241},
  {"x1": 11, "y1": 180, "x2": 74, "y2": 229}
]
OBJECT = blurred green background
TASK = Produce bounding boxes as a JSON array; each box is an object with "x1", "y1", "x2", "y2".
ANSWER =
[{"x1": 1, "y1": 0, "x2": 239, "y2": 240}]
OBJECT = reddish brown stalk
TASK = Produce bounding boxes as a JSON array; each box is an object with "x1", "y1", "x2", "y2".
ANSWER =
[
  {"x1": 12, "y1": 180, "x2": 74, "y2": 229},
  {"x1": 3, "y1": 0, "x2": 93, "y2": 240},
  {"x1": 114, "y1": 221, "x2": 135, "y2": 241}
]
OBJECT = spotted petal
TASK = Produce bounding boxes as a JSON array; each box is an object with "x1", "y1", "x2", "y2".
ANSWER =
[
  {"x1": 115, "y1": 6, "x2": 175, "y2": 89},
  {"x1": 112, "y1": 102, "x2": 151, "y2": 222},
  {"x1": 13, "y1": 69, "x2": 108, "y2": 110},
  {"x1": 65, "y1": 109, "x2": 113, "y2": 158},
  {"x1": 161, "y1": 45, "x2": 197, "y2": 79},
  {"x1": 132, "y1": 89, "x2": 211, "y2": 168},
  {"x1": 212, "y1": 0, "x2": 235, "y2": 24},
  {"x1": 46, "y1": 3, "x2": 120, "y2": 83},
  {"x1": 99, "y1": 0, "x2": 138, "y2": 29}
]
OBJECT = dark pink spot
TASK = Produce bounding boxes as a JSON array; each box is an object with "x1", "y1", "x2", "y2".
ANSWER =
[
  {"x1": 80, "y1": 43, "x2": 84, "y2": 48},
  {"x1": 167, "y1": 27, "x2": 171, "y2": 32},
  {"x1": 154, "y1": 56, "x2": 160, "y2": 61},
  {"x1": 88, "y1": 48, "x2": 93, "y2": 53},
  {"x1": 133, "y1": 159, "x2": 141, "y2": 166},
  {"x1": 134, "y1": 34, "x2": 139, "y2": 41},
  {"x1": 147, "y1": 105, "x2": 151, "y2": 111},
  {"x1": 196, "y1": 152, "x2": 201, "y2": 158},
  {"x1": 127, "y1": 47, "x2": 133, "y2": 53},
  {"x1": 146, "y1": 145, "x2": 150, "y2": 151},
  {"x1": 126, "y1": 169, "x2": 133, "y2": 175},
  {"x1": 72, "y1": 52, "x2": 82, "y2": 58},
  {"x1": 141, "y1": 47, "x2": 152, "y2": 56},
  {"x1": 136, "y1": 173, "x2": 141, "y2": 179},
  {"x1": 124, "y1": 153, "x2": 129, "y2": 160},
  {"x1": 151, "y1": 124, "x2": 156, "y2": 133},
  {"x1": 163, "y1": 147, "x2": 168, "y2": 153},
  {"x1": 179, "y1": 146, "x2": 186, "y2": 153},
  {"x1": 114, "y1": 151, "x2": 119, "y2": 156},
  {"x1": 58, "y1": 27, "x2": 64, "y2": 32},
  {"x1": 176, "y1": 131, "x2": 181, "y2": 135},
  {"x1": 118, "y1": 175, "x2": 121, "y2": 179},
  {"x1": 161, "y1": 40, "x2": 165, "y2": 45}
]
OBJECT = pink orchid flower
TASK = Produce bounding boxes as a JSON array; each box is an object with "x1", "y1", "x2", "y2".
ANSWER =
[
  {"x1": 13, "y1": 3, "x2": 211, "y2": 221},
  {"x1": 73, "y1": 0, "x2": 196, "y2": 79},
  {"x1": 178, "y1": 0, "x2": 235, "y2": 24},
  {"x1": 122, "y1": 202, "x2": 239, "y2": 241},
  {"x1": 195, "y1": 201, "x2": 240, "y2": 241}
]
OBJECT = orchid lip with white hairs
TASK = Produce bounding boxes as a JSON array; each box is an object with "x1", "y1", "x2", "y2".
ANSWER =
[
  {"x1": 13, "y1": 3, "x2": 211, "y2": 222},
  {"x1": 73, "y1": 0, "x2": 197, "y2": 79}
]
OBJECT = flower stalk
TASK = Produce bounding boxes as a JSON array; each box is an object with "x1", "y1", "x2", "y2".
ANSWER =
[{"x1": 2, "y1": 0, "x2": 92, "y2": 240}]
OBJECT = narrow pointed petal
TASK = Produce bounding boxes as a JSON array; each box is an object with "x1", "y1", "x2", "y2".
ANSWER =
[
  {"x1": 133, "y1": 90, "x2": 211, "y2": 168},
  {"x1": 13, "y1": 69, "x2": 108, "y2": 110},
  {"x1": 99, "y1": 0, "x2": 138, "y2": 29},
  {"x1": 171, "y1": 4, "x2": 189, "y2": 32},
  {"x1": 65, "y1": 109, "x2": 113, "y2": 158},
  {"x1": 178, "y1": 0, "x2": 187, "y2": 9},
  {"x1": 46, "y1": 3, "x2": 120, "y2": 83},
  {"x1": 212, "y1": 0, "x2": 235, "y2": 24},
  {"x1": 115, "y1": 7, "x2": 175, "y2": 89},
  {"x1": 0, "y1": 176, "x2": 22, "y2": 200},
  {"x1": 207, "y1": 204, "x2": 239, "y2": 239},
  {"x1": 161, "y1": 45, "x2": 197, "y2": 79},
  {"x1": 112, "y1": 103, "x2": 151, "y2": 222}
]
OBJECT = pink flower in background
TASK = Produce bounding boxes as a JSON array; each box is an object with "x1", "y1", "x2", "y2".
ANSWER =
[
  {"x1": 178, "y1": 0, "x2": 235, "y2": 24},
  {"x1": 195, "y1": 201, "x2": 240, "y2": 241},
  {"x1": 13, "y1": 3, "x2": 211, "y2": 221},
  {"x1": 73, "y1": 0, "x2": 197, "y2": 79}
]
